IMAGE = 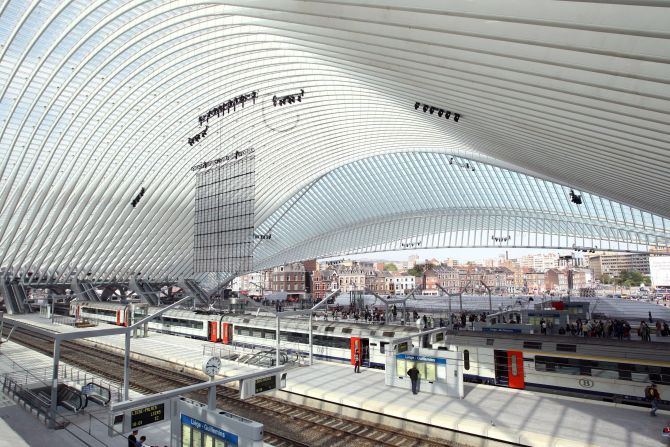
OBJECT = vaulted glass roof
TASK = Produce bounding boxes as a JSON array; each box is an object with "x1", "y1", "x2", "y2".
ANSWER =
[{"x1": 1, "y1": 1, "x2": 669, "y2": 283}]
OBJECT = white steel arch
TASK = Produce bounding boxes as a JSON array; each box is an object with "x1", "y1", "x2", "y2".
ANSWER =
[{"x1": 0, "y1": 1, "x2": 669, "y2": 284}]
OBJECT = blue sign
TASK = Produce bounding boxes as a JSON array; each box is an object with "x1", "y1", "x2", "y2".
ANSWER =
[
  {"x1": 181, "y1": 414, "x2": 239, "y2": 446},
  {"x1": 396, "y1": 354, "x2": 447, "y2": 364},
  {"x1": 482, "y1": 327, "x2": 522, "y2": 333}
]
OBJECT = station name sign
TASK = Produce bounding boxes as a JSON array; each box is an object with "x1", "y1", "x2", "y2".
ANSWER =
[
  {"x1": 131, "y1": 403, "x2": 165, "y2": 429},
  {"x1": 397, "y1": 354, "x2": 447, "y2": 364},
  {"x1": 181, "y1": 414, "x2": 239, "y2": 445},
  {"x1": 191, "y1": 147, "x2": 255, "y2": 172}
]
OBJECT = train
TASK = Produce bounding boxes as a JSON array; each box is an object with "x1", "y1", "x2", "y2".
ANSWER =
[{"x1": 71, "y1": 301, "x2": 669, "y2": 408}]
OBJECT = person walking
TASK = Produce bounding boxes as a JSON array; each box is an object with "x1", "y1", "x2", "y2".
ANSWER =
[
  {"x1": 645, "y1": 383, "x2": 661, "y2": 416},
  {"x1": 354, "y1": 350, "x2": 361, "y2": 373},
  {"x1": 407, "y1": 364, "x2": 420, "y2": 395},
  {"x1": 128, "y1": 430, "x2": 139, "y2": 447}
]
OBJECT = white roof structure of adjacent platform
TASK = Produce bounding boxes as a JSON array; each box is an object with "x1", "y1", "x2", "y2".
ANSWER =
[{"x1": 1, "y1": 1, "x2": 670, "y2": 284}]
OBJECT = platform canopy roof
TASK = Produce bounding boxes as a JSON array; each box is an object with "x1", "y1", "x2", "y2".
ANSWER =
[{"x1": 1, "y1": 1, "x2": 670, "y2": 283}]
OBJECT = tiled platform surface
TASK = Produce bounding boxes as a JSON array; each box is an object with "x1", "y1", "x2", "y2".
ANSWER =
[{"x1": 281, "y1": 362, "x2": 670, "y2": 447}]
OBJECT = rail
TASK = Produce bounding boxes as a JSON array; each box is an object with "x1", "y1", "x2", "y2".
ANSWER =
[
  {"x1": 3, "y1": 359, "x2": 122, "y2": 403},
  {"x1": 202, "y1": 344, "x2": 303, "y2": 366}
]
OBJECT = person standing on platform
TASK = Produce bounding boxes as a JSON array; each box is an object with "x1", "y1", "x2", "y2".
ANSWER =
[
  {"x1": 646, "y1": 383, "x2": 660, "y2": 416},
  {"x1": 128, "y1": 430, "x2": 139, "y2": 447},
  {"x1": 407, "y1": 364, "x2": 420, "y2": 395},
  {"x1": 354, "y1": 350, "x2": 361, "y2": 373}
]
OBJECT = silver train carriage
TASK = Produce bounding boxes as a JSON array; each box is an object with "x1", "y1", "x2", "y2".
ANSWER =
[{"x1": 71, "y1": 301, "x2": 669, "y2": 408}]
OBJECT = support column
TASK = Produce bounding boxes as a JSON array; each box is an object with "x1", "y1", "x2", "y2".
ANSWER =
[
  {"x1": 50, "y1": 339, "x2": 61, "y2": 429},
  {"x1": 488, "y1": 290, "x2": 493, "y2": 312},
  {"x1": 276, "y1": 316, "x2": 280, "y2": 367},
  {"x1": 308, "y1": 312, "x2": 313, "y2": 366},
  {"x1": 459, "y1": 293, "x2": 463, "y2": 312},
  {"x1": 208, "y1": 383, "x2": 216, "y2": 410},
  {"x1": 123, "y1": 331, "x2": 130, "y2": 400}
]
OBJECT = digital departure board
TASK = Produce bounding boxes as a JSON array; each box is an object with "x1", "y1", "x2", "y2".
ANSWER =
[
  {"x1": 131, "y1": 403, "x2": 165, "y2": 429},
  {"x1": 255, "y1": 375, "x2": 276, "y2": 394}
]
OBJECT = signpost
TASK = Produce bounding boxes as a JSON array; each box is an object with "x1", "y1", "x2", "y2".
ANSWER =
[
  {"x1": 240, "y1": 372, "x2": 285, "y2": 399},
  {"x1": 131, "y1": 403, "x2": 165, "y2": 429}
]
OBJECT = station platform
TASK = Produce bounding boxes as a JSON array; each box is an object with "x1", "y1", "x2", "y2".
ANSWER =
[
  {"x1": 0, "y1": 340, "x2": 171, "y2": 447},
  {"x1": 279, "y1": 362, "x2": 669, "y2": 447},
  {"x1": 4, "y1": 313, "x2": 670, "y2": 447},
  {"x1": 3, "y1": 313, "x2": 278, "y2": 379}
]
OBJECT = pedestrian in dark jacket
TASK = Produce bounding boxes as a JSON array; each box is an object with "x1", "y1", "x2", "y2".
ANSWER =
[
  {"x1": 407, "y1": 364, "x2": 420, "y2": 394},
  {"x1": 354, "y1": 351, "x2": 361, "y2": 373}
]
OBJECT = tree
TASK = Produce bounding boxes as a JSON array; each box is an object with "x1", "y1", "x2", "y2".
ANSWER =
[
  {"x1": 407, "y1": 264, "x2": 426, "y2": 277},
  {"x1": 600, "y1": 274, "x2": 612, "y2": 284},
  {"x1": 383, "y1": 263, "x2": 398, "y2": 272},
  {"x1": 614, "y1": 270, "x2": 651, "y2": 287}
]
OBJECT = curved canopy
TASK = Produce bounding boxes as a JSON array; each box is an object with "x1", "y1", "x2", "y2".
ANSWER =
[{"x1": 0, "y1": 1, "x2": 669, "y2": 283}]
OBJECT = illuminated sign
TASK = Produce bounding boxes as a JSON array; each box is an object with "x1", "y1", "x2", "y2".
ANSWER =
[
  {"x1": 396, "y1": 354, "x2": 447, "y2": 365},
  {"x1": 131, "y1": 403, "x2": 164, "y2": 429},
  {"x1": 181, "y1": 414, "x2": 239, "y2": 446},
  {"x1": 255, "y1": 375, "x2": 277, "y2": 394}
]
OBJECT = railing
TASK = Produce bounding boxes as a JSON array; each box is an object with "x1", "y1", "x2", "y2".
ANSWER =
[
  {"x1": 202, "y1": 343, "x2": 303, "y2": 367},
  {"x1": 4, "y1": 360, "x2": 122, "y2": 403}
]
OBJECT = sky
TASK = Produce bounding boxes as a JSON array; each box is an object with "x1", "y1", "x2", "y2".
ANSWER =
[{"x1": 320, "y1": 247, "x2": 565, "y2": 264}]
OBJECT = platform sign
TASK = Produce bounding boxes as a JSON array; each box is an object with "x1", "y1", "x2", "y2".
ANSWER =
[
  {"x1": 240, "y1": 372, "x2": 286, "y2": 399},
  {"x1": 131, "y1": 403, "x2": 165, "y2": 429}
]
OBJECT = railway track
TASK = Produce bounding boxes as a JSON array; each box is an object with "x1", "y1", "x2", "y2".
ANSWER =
[{"x1": 4, "y1": 326, "x2": 455, "y2": 447}]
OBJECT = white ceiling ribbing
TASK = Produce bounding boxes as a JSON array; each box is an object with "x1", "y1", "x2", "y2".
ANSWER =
[{"x1": 0, "y1": 1, "x2": 669, "y2": 284}]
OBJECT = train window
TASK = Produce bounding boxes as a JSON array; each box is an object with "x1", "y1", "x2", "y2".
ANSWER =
[
  {"x1": 556, "y1": 344, "x2": 577, "y2": 352},
  {"x1": 464, "y1": 350, "x2": 470, "y2": 370},
  {"x1": 382, "y1": 331, "x2": 395, "y2": 337},
  {"x1": 486, "y1": 339, "x2": 495, "y2": 346},
  {"x1": 324, "y1": 327, "x2": 335, "y2": 332},
  {"x1": 523, "y1": 341, "x2": 542, "y2": 350},
  {"x1": 312, "y1": 326, "x2": 318, "y2": 331},
  {"x1": 242, "y1": 319, "x2": 250, "y2": 323},
  {"x1": 264, "y1": 330, "x2": 276, "y2": 340},
  {"x1": 511, "y1": 355, "x2": 518, "y2": 375},
  {"x1": 435, "y1": 333, "x2": 444, "y2": 342},
  {"x1": 380, "y1": 342, "x2": 387, "y2": 353},
  {"x1": 341, "y1": 328, "x2": 352, "y2": 334}
]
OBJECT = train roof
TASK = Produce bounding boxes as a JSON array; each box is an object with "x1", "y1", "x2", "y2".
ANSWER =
[{"x1": 225, "y1": 314, "x2": 420, "y2": 338}]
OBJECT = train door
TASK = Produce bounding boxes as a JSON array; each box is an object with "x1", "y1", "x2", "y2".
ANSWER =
[
  {"x1": 75, "y1": 305, "x2": 81, "y2": 320},
  {"x1": 507, "y1": 351, "x2": 525, "y2": 389},
  {"x1": 208, "y1": 321, "x2": 218, "y2": 342},
  {"x1": 494, "y1": 350, "x2": 525, "y2": 389},
  {"x1": 222, "y1": 323, "x2": 232, "y2": 345},
  {"x1": 123, "y1": 307, "x2": 129, "y2": 327},
  {"x1": 116, "y1": 309, "x2": 121, "y2": 326},
  {"x1": 350, "y1": 337, "x2": 360, "y2": 365},
  {"x1": 361, "y1": 339, "x2": 370, "y2": 366},
  {"x1": 493, "y1": 350, "x2": 509, "y2": 386}
]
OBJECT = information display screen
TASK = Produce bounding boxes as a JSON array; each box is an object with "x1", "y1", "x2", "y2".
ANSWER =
[
  {"x1": 425, "y1": 362, "x2": 436, "y2": 382},
  {"x1": 255, "y1": 375, "x2": 276, "y2": 394},
  {"x1": 396, "y1": 358, "x2": 406, "y2": 377},
  {"x1": 131, "y1": 403, "x2": 165, "y2": 429}
]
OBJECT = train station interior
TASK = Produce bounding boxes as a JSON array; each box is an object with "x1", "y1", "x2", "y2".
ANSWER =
[{"x1": 1, "y1": 2, "x2": 670, "y2": 447}]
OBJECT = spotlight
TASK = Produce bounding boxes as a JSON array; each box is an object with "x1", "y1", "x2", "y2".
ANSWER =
[
  {"x1": 272, "y1": 96, "x2": 277, "y2": 106},
  {"x1": 414, "y1": 102, "x2": 420, "y2": 110},
  {"x1": 449, "y1": 157, "x2": 453, "y2": 165},
  {"x1": 423, "y1": 105, "x2": 429, "y2": 113},
  {"x1": 454, "y1": 113, "x2": 461, "y2": 122},
  {"x1": 429, "y1": 106, "x2": 436, "y2": 114},
  {"x1": 445, "y1": 111, "x2": 451, "y2": 119},
  {"x1": 438, "y1": 109, "x2": 444, "y2": 117}
]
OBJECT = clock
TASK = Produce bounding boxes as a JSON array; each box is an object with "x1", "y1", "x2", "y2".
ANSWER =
[{"x1": 202, "y1": 356, "x2": 222, "y2": 377}]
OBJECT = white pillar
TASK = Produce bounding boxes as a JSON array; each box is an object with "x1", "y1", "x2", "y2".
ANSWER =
[
  {"x1": 309, "y1": 312, "x2": 313, "y2": 365},
  {"x1": 276, "y1": 315, "x2": 280, "y2": 367},
  {"x1": 123, "y1": 331, "x2": 130, "y2": 400},
  {"x1": 50, "y1": 339, "x2": 61, "y2": 429}
]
